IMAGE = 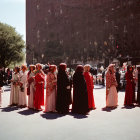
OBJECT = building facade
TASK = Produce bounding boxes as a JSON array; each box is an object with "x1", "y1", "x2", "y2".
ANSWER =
[{"x1": 26, "y1": 0, "x2": 140, "y2": 67}]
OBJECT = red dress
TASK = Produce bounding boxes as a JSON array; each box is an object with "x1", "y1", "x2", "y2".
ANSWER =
[
  {"x1": 34, "y1": 72, "x2": 45, "y2": 110},
  {"x1": 124, "y1": 72, "x2": 135, "y2": 105},
  {"x1": 84, "y1": 72, "x2": 95, "y2": 109}
]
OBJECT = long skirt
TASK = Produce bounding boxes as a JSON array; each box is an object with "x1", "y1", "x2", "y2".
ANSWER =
[
  {"x1": 106, "y1": 85, "x2": 118, "y2": 107},
  {"x1": 19, "y1": 86, "x2": 27, "y2": 106},
  {"x1": 10, "y1": 85, "x2": 19, "y2": 105},
  {"x1": 44, "y1": 89, "x2": 56, "y2": 112},
  {"x1": 28, "y1": 84, "x2": 34, "y2": 109}
]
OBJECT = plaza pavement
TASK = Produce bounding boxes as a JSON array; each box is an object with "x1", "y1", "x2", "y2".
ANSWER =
[{"x1": 0, "y1": 86, "x2": 140, "y2": 140}]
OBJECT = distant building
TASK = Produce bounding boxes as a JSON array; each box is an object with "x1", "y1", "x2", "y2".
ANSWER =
[{"x1": 26, "y1": 0, "x2": 140, "y2": 67}]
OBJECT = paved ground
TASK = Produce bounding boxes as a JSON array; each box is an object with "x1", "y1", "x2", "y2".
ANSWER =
[{"x1": 0, "y1": 86, "x2": 140, "y2": 140}]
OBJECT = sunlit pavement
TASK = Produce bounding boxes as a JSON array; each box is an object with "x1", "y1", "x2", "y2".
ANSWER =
[{"x1": 0, "y1": 86, "x2": 140, "y2": 140}]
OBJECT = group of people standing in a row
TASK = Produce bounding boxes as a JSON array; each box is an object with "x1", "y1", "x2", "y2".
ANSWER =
[
  {"x1": 8, "y1": 63, "x2": 95, "y2": 114},
  {"x1": 0, "y1": 63, "x2": 140, "y2": 115}
]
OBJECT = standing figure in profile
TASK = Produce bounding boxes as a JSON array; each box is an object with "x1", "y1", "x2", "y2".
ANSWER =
[
  {"x1": 56, "y1": 63, "x2": 71, "y2": 114},
  {"x1": 34, "y1": 63, "x2": 45, "y2": 110},
  {"x1": 44, "y1": 65, "x2": 57, "y2": 112},
  {"x1": 27, "y1": 65, "x2": 35, "y2": 109},
  {"x1": 18, "y1": 65, "x2": 28, "y2": 107},
  {"x1": 106, "y1": 64, "x2": 118, "y2": 108},
  {"x1": 124, "y1": 65, "x2": 135, "y2": 106},
  {"x1": 84, "y1": 64, "x2": 95, "y2": 110},
  {"x1": 10, "y1": 67, "x2": 20, "y2": 106},
  {"x1": 115, "y1": 67, "x2": 121, "y2": 92},
  {"x1": 72, "y1": 65, "x2": 89, "y2": 114}
]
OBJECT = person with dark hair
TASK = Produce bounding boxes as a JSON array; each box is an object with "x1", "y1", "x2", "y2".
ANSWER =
[
  {"x1": 136, "y1": 66, "x2": 140, "y2": 105},
  {"x1": 34, "y1": 63, "x2": 45, "y2": 110},
  {"x1": 56, "y1": 63, "x2": 71, "y2": 114},
  {"x1": 27, "y1": 65, "x2": 35, "y2": 109},
  {"x1": 124, "y1": 65, "x2": 135, "y2": 106},
  {"x1": 10, "y1": 67, "x2": 20, "y2": 106},
  {"x1": 0, "y1": 66, "x2": 4, "y2": 106},
  {"x1": 102, "y1": 70, "x2": 106, "y2": 86},
  {"x1": 116, "y1": 67, "x2": 121, "y2": 92},
  {"x1": 72, "y1": 65, "x2": 89, "y2": 114},
  {"x1": 44, "y1": 65, "x2": 57, "y2": 112}
]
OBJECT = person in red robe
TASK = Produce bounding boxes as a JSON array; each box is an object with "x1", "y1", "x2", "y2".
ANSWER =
[
  {"x1": 84, "y1": 64, "x2": 95, "y2": 110},
  {"x1": 34, "y1": 63, "x2": 45, "y2": 110},
  {"x1": 124, "y1": 65, "x2": 135, "y2": 106}
]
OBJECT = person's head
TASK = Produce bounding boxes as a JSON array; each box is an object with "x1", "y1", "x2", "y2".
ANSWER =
[
  {"x1": 84, "y1": 64, "x2": 91, "y2": 72},
  {"x1": 108, "y1": 64, "x2": 115, "y2": 73},
  {"x1": 21, "y1": 65, "x2": 27, "y2": 72},
  {"x1": 75, "y1": 65, "x2": 84, "y2": 73},
  {"x1": 59, "y1": 63, "x2": 67, "y2": 72},
  {"x1": 49, "y1": 65, "x2": 57, "y2": 73},
  {"x1": 127, "y1": 65, "x2": 133, "y2": 72},
  {"x1": 36, "y1": 63, "x2": 43, "y2": 70},
  {"x1": 14, "y1": 66, "x2": 20, "y2": 73},
  {"x1": 29, "y1": 65, "x2": 35, "y2": 72}
]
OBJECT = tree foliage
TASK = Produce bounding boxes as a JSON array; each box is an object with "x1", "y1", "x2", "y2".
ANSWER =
[{"x1": 0, "y1": 22, "x2": 25, "y2": 68}]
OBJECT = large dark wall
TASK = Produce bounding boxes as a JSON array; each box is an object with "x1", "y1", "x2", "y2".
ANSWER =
[{"x1": 26, "y1": 0, "x2": 140, "y2": 66}]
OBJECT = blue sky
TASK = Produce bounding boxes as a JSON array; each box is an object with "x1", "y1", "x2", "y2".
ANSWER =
[{"x1": 0, "y1": 0, "x2": 25, "y2": 40}]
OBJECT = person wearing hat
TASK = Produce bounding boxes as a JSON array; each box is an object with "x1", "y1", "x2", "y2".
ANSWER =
[
  {"x1": 56, "y1": 63, "x2": 71, "y2": 114},
  {"x1": 106, "y1": 64, "x2": 118, "y2": 108},
  {"x1": 27, "y1": 65, "x2": 35, "y2": 109},
  {"x1": 124, "y1": 65, "x2": 135, "y2": 106},
  {"x1": 18, "y1": 65, "x2": 28, "y2": 107},
  {"x1": 44, "y1": 65, "x2": 57, "y2": 112},
  {"x1": 84, "y1": 64, "x2": 96, "y2": 110},
  {"x1": 72, "y1": 65, "x2": 89, "y2": 114}
]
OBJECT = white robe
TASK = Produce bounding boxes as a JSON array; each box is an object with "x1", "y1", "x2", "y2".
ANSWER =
[
  {"x1": 28, "y1": 72, "x2": 35, "y2": 109},
  {"x1": 10, "y1": 73, "x2": 20, "y2": 105},
  {"x1": 106, "y1": 85, "x2": 118, "y2": 107},
  {"x1": 44, "y1": 72, "x2": 57, "y2": 112},
  {"x1": 18, "y1": 71, "x2": 27, "y2": 106}
]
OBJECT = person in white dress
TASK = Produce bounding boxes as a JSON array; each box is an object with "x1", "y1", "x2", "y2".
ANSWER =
[
  {"x1": 106, "y1": 64, "x2": 118, "y2": 108},
  {"x1": 10, "y1": 67, "x2": 20, "y2": 106},
  {"x1": 18, "y1": 65, "x2": 27, "y2": 107},
  {"x1": 27, "y1": 65, "x2": 35, "y2": 109},
  {"x1": 44, "y1": 65, "x2": 57, "y2": 112}
]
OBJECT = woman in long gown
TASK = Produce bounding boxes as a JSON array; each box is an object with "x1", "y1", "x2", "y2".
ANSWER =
[
  {"x1": 56, "y1": 63, "x2": 71, "y2": 114},
  {"x1": 84, "y1": 64, "x2": 95, "y2": 110},
  {"x1": 27, "y1": 65, "x2": 35, "y2": 109},
  {"x1": 124, "y1": 65, "x2": 135, "y2": 106},
  {"x1": 72, "y1": 65, "x2": 89, "y2": 114},
  {"x1": 18, "y1": 65, "x2": 27, "y2": 107},
  {"x1": 34, "y1": 63, "x2": 45, "y2": 110},
  {"x1": 44, "y1": 65, "x2": 57, "y2": 112},
  {"x1": 10, "y1": 67, "x2": 20, "y2": 106},
  {"x1": 106, "y1": 64, "x2": 118, "y2": 108},
  {"x1": 137, "y1": 66, "x2": 140, "y2": 105}
]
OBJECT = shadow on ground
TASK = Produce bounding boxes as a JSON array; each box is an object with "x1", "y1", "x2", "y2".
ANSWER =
[
  {"x1": 1, "y1": 106, "x2": 19, "y2": 112},
  {"x1": 18, "y1": 109, "x2": 40, "y2": 116},
  {"x1": 69, "y1": 113, "x2": 88, "y2": 119},
  {"x1": 102, "y1": 107, "x2": 117, "y2": 112},
  {"x1": 41, "y1": 112, "x2": 66, "y2": 120},
  {"x1": 121, "y1": 105, "x2": 136, "y2": 109}
]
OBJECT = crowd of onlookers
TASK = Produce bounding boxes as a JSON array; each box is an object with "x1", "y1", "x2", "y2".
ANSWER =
[{"x1": 0, "y1": 63, "x2": 140, "y2": 115}]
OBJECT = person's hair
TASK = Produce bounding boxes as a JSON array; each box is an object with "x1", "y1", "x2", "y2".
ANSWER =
[
  {"x1": 14, "y1": 66, "x2": 20, "y2": 73},
  {"x1": 75, "y1": 65, "x2": 84, "y2": 73},
  {"x1": 84, "y1": 64, "x2": 91, "y2": 72},
  {"x1": 21, "y1": 65, "x2": 27, "y2": 71},
  {"x1": 127, "y1": 65, "x2": 133, "y2": 72},
  {"x1": 49, "y1": 65, "x2": 57, "y2": 73},
  {"x1": 36, "y1": 63, "x2": 43, "y2": 70}
]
